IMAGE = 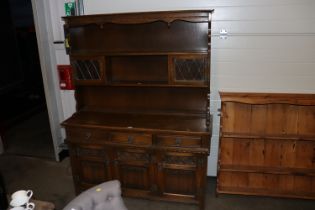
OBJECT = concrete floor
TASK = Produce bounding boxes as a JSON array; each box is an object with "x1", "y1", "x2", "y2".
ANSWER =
[
  {"x1": 1, "y1": 154, "x2": 315, "y2": 210},
  {"x1": 4, "y1": 110, "x2": 55, "y2": 160}
]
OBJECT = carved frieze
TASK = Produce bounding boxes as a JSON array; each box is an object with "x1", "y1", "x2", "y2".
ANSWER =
[
  {"x1": 163, "y1": 155, "x2": 197, "y2": 166},
  {"x1": 117, "y1": 151, "x2": 150, "y2": 162}
]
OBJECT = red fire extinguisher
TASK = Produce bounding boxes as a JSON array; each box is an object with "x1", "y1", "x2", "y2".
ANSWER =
[{"x1": 57, "y1": 65, "x2": 74, "y2": 90}]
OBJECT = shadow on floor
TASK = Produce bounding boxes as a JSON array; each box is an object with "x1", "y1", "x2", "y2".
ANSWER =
[{"x1": 3, "y1": 110, "x2": 55, "y2": 160}]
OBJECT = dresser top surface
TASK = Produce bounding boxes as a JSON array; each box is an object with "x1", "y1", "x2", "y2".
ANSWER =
[
  {"x1": 63, "y1": 10, "x2": 213, "y2": 27},
  {"x1": 62, "y1": 111, "x2": 210, "y2": 135}
]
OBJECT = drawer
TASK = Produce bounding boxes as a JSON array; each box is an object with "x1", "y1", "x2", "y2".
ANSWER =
[
  {"x1": 66, "y1": 128, "x2": 108, "y2": 143},
  {"x1": 156, "y1": 135, "x2": 202, "y2": 148},
  {"x1": 109, "y1": 132, "x2": 152, "y2": 145},
  {"x1": 74, "y1": 145, "x2": 106, "y2": 159}
]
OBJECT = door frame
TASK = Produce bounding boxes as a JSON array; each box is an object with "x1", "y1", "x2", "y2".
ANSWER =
[{"x1": 31, "y1": 0, "x2": 64, "y2": 161}]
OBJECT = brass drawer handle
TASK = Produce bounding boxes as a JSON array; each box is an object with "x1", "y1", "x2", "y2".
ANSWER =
[
  {"x1": 128, "y1": 136, "x2": 134, "y2": 144},
  {"x1": 175, "y1": 137, "x2": 181, "y2": 146},
  {"x1": 158, "y1": 163, "x2": 163, "y2": 171},
  {"x1": 85, "y1": 132, "x2": 91, "y2": 140},
  {"x1": 114, "y1": 160, "x2": 119, "y2": 166}
]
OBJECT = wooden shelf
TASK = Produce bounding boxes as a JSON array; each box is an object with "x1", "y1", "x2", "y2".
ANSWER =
[
  {"x1": 71, "y1": 51, "x2": 209, "y2": 56},
  {"x1": 219, "y1": 92, "x2": 315, "y2": 105},
  {"x1": 221, "y1": 132, "x2": 315, "y2": 142},
  {"x1": 219, "y1": 164, "x2": 315, "y2": 176},
  {"x1": 63, "y1": 10, "x2": 213, "y2": 26},
  {"x1": 218, "y1": 92, "x2": 315, "y2": 200},
  {"x1": 76, "y1": 83, "x2": 209, "y2": 88},
  {"x1": 62, "y1": 111, "x2": 210, "y2": 135},
  {"x1": 217, "y1": 186, "x2": 315, "y2": 200}
]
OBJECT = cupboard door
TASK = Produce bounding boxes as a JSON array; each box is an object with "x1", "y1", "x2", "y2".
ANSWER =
[
  {"x1": 112, "y1": 148, "x2": 152, "y2": 192},
  {"x1": 169, "y1": 54, "x2": 208, "y2": 85},
  {"x1": 71, "y1": 56, "x2": 106, "y2": 85},
  {"x1": 157, "y1": 152, "x2": 204, "y2": 199},
  {"x1": 71, "y1": 144, "x2": 111, "y2": 191}
]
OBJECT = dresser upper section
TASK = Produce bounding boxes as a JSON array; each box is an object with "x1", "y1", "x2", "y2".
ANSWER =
[{"x1": 63, "y1": 10, "x2": 213, "y2": 54}]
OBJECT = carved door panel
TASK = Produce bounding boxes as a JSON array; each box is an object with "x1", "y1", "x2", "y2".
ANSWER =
[
  {"x1": 168, "y1": 54, "x2": 209, "y2": 85},
  {"x1": 112, "y1": 148, "x2": 153, "y2": 192},
  {"x1": 70, "y1": 56, "x2": 106, "y2": 85},
  {"x1": 73, "y1": 144, "x2": 112, "y2": 191},
  {"x1": 156, "y1": 152, "x2": 204, "y2": 199}
]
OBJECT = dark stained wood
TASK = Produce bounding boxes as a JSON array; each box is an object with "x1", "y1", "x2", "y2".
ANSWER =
[
  {"x1": 62, "y1": 112, "x2": 209, "y2": 134},
  {"x1": 70, "y1": 55, "x2": 106, "y2": 85},
  {"x1": 66, "y1": 21, "x2": 209, "y2": 54},
  {"x1": 62, "y1": 10, "x2": 212, "y2": 210},
  {"x1": 107, "y1": 55, "x2": 168, "y2": 84},
  {"x1": 217, "y1": 92, "x2": 315, "y2": 200},
  {"x1": 75, "y1": 86, "x2": 209, "y2": 114},
  {"x1": 62, "y1": 10, "x2": 212, "y2": 26},
  {"x1": 168, "y1": 54, "x2": 209, "y2": 85}
]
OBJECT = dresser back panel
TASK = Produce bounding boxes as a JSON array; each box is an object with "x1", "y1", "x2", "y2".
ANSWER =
[
  {"x1": 108, "y1": 55, "x2": 169, "y2": 84},
  {"x1": 69, "y1": 21, "x2": 208, "y2": 53},
  {"x1": 76, "y1": 86, "x2": 208, "y2": 114},
  {"x1": 221, "y1": 102, "x2": 315, "y2": 136}
]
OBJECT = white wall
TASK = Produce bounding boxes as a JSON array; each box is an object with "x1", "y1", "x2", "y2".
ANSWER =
[
  {"x1": 32, "y1": 0, "x2": 69, "y2": 161},
  {"x1": 51, "y1": 0, "x2": 315, "y2": 175},
  {"x1": 49, "y1": 0, "x2": 76, "y2": 137}
]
